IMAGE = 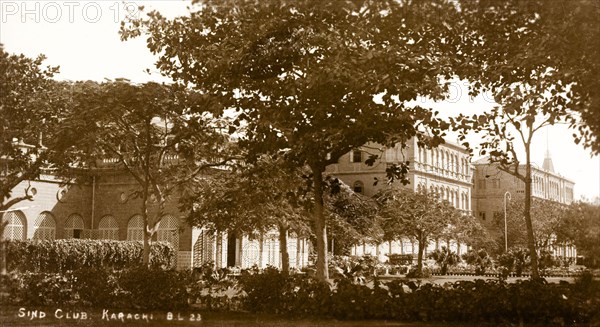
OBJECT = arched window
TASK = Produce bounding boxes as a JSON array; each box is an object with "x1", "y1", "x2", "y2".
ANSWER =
[
  {"x1": 2, "y1": 210, "x2": 26, "y2": 240},
  {"x1": 353, "y1": 181, "x2": 364, "y2": 194},
  {"x1": 98, "y1": 215, "x2": 119, "y2": 240},
  {"x1": 441, "y1": 151, "x2": 445, "y2": 169},
  {"x1": 455, "y1": 155, "x2": 459, "y2": 173},
  {"x1": 127, "y1": 214, "x2": 144, "y2": 241},
  {"x1": 33, "y1": 212, "x2": 56, "y2": 240},
  {"x1": 157, "y1": 215, "x2": 179, "y2": 250},
  {"x1": 64, "y1": 214, "x2": 84, "y2": 239}
]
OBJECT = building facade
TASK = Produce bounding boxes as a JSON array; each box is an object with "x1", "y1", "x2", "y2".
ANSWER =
[
  {"x1": 1, "y1": 158, "x2": 309, "y2": 271},
  {"x1": 326, "y1": 137, "x2": 474, "y2": 260},
  {"x1": 471, "y1": 151, "x2": 576, "y2": 259}
]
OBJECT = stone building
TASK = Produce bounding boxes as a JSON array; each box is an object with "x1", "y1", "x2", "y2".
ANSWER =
[
  {"x1": 1, "y1": 156, "x2": 309, "y2": 271},
  {"x1": 326, "y1": 137, "x2": 474, "y2": 260},
  {"x1": 471, "y1": 150, "x2": 576, "y2": 259}
]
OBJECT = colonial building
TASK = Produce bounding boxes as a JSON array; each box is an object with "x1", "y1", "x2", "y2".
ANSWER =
[
  {"x1": 326, "y1": 137, "x2": 474, "y2": 260},
  {"x1": 1, "y1": 155, "x2": 309, "y2": 271},
  {"x1": 471, "y1": 150, "x2": 576, "y2": 259}
]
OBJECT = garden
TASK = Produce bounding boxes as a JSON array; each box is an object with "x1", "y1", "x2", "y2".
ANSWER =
[{"x1": 1, "y1": 239, "x2": 599, "y2": 326}]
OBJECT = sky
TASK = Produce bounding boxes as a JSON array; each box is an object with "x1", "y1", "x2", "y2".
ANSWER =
[{"x1": 1, "y1": 0, "x2": 599, "y2": 200}]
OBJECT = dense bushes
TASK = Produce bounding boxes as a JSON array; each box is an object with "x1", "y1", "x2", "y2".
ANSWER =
[
  {"x1": 237, "y1": 270, "x2": 600, "y2": 324},
  {"x1": 6, "y1": 239, "x2": 175, "y2": 272},
  {"x1": 2, "y1": 264, "x2": 599, "y2": 324},
  {"x1": 1, "y1": 266, "x2": 192, "y2": 310}
]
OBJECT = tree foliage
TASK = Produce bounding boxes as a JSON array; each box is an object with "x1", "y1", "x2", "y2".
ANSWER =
[
  {"x1": 376, "y1": 189, "x2": 453, "y2": 275},
  {"x1": 122, "y1": 0, "x2": 461, "y2": 280},
  {"x1": 457, "y1": 0, "x2": 600, "y2": 153},
  {"x1": 428, "y1": 246, "x2": 460, "y2": 275},
  {"x1": 184, "y1": 155, "x2": 310, "y2": 272},
  {"x1": 454, "y1": 0, "x2": 600, "y2": 277},
  {"x1": 495, "y1": 198, "x2": 571, "y2": 251},
  {"x1": 58, "y1": 80, "x2": 234, "y2": 265},
  {"x1": 562, "y1": 201, "x2": 600, "y2": 267},
  {"x1": 324, "y1": 178, "x2": 382, "y2": 255},
  {"x1": 0, "y1": 46, "x2": 60, "y2": 211},
  {"x1": 0, "y1": 46, "x2": 63, "y2": 275}
]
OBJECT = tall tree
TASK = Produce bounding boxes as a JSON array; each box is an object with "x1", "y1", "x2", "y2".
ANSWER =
[
  {"x1": 561, "y1": 201, "x2": 600, "y2": 267},
  {"x1": 58, "y1": 80, "x2": 233, "y2": 265},
  {"x1": 453, "y1": 0, "x2": 599, "y2": 278},
  {"x1": 457, "y1": 0, "x2": 600, "y2": 153},
  {"x1": 436, "y1": 201, "x2": 491, "y2": 254},
  {"x1": 495, "y1": 198, "x2": 570, "y2": 253},
  {"x1": 454, "y1": 96, "x2": 568, "y2": 278},
  {"x1": 0, "y1": 46, "x2": 61, "y2": 275},
  {"x1": 121, "y1": 0, "x2": 459, "y2": 280},
  {"x1": 376, "y1": 189, "x2": 452, "y2": 276}
]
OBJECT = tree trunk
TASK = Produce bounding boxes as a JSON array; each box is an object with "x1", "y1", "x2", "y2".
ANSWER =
[
  {"x1": 259, "y1": 233, "x2": 264, "y2": 268},
  {"x1": 0, "y1": 220, "x2": 7, "y2": 275},
  {"x1": 141, "y1": 196, "x2": 151, "y2": 267},
  {"x1": 311, "y1": 166, "x2": 329, "y2": 281},
  {"x1": 278, "y1": 225, "x2": 289, "y2": 275},
  {"x1": 143, "y1": 227, "x2": 151, "y2": 266},
  {"x1": 417, "y1": 233, "x2": 425, "y2": 275},
  {"x1": 524, "y1": 151, "x2": 540, "y2": 279},
  {"x1": 296, "y1": 237, "x2": 301, "y2": 269},
  {"x1": 215, "y1": 232, "x2": 222, "y2": 269}
]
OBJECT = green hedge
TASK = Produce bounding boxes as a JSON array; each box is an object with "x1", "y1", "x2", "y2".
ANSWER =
[
  {"x1": 5, "y1": 239, "x2": 175, "y2": 272},
  {"x1": 238, "y1": 271, "x2": 600, "y2": 324},
  {"x1": 0, "y1": 266, "x2": 192, "y2": 310},
  {"x1": 2, "y1": 265, "x2": 599, "y2": 324}
]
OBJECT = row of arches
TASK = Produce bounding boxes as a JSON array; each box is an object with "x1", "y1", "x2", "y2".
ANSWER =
[
  {"x1": 417, "y1": 184, "x2": 470, "y2": 211},
  {"x1": 1, "y1": 211, "x2": 179, "y2": 249},
  {"x1": 417, "y1": 147, "x2": 469, "y2": 176}
]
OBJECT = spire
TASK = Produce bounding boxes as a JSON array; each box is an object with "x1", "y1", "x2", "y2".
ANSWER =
[{"x1": 542, "y1": 131, "x2": 555, "y2": 173}]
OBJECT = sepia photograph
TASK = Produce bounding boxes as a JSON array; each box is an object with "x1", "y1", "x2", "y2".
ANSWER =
[{"x1": 1, "y1": 1, "x2": 599, "y2": 326}]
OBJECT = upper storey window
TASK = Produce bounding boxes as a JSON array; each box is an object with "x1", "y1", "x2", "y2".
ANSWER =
[{"x1": 350, "y1": 149, "x2": 362, "y2": 163}]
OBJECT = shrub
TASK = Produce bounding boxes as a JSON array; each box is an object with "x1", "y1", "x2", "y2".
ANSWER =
[
  {"x1": 428, "y1": 246, "x2": 460, "y2": 275},
  {"x1": 15, "y1": 272, "x2": 79, "y2": 306},
  {"x1": 72, "y1": 267, "x2": 122, "y2": 307},
  {"x1": 284, "y1": 274, "x2": 332, "y2": 317},
  {"x1": 462, "y1": 249, "x2": 493, "y2": 275},
  {"x1": 190, "y1": 262, "x2": 241, "y2": 311},
  {"x1": 2, "y1": 266, "x2": 193, "y2": 310},
  {"x1": 328, "y1": 255, "x2": 383, "y2": 280},
  {"x1": 117, "y1": 266, "x2": 193, "y2": 310},
  {"x1": 406, "y1": 266, "x2": 431, "y2": 278},
  {"x1": 238, "y1": 266, "x2": 292, "y2": 313},
  {"x1": 331, "y1": 278, "x2": 390, "y2": 320},
  {"x1": 6, "y1": 239, "x2": 175, "y2": 272}
]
